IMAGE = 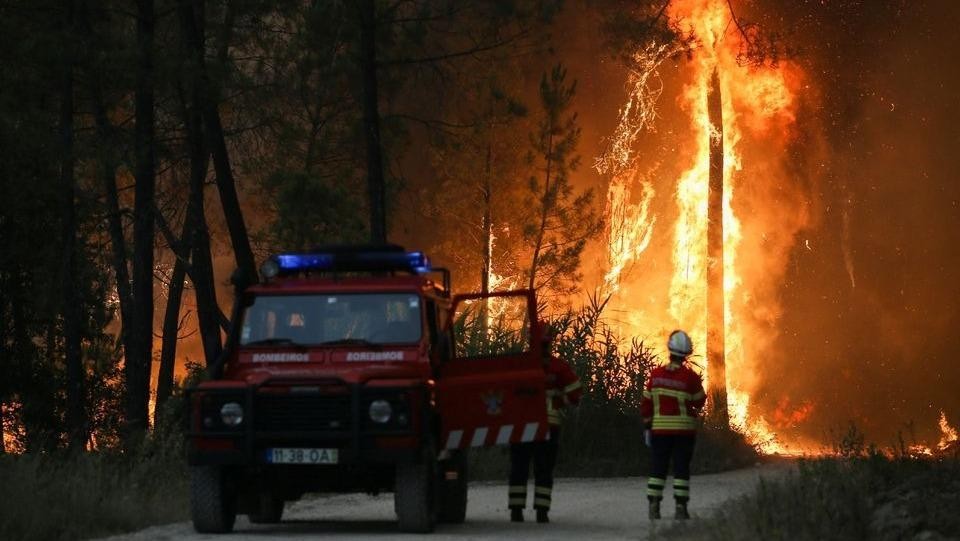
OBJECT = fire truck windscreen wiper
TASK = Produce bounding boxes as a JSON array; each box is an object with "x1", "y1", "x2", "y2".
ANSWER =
[
  {"x1": 317, "y1": 338, "x2": 380, "y2": 347},
  {"x1": 244, "y1": 337, "x2": 307, "y2": 348}
]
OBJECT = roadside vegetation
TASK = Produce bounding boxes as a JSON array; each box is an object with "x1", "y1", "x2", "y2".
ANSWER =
[
  {"x1": 0, "y1": 396, "x2": 193, "y2": 540},
  {"x1": 659, "y1": 429, "x2": 960, "y2": 541}
]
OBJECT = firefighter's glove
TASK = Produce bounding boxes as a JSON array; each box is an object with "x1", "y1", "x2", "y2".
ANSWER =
[{"x1": 644, "y1": 429, "x2": 652, "y2": 448}]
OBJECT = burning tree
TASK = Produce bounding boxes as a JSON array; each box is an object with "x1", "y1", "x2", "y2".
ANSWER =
[{"x1": 598, "y1": 0, "x2": 806, "y2": 448}]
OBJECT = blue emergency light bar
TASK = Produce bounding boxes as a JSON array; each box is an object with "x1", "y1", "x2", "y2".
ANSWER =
[{"x1": 266, "y1": 249, "x2": 432, "y2": 276}]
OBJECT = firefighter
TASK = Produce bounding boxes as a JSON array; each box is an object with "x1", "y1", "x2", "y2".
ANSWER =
[
  {"x1": 641, "y1": 329, "x2": 706, "y2": 520},
  {"x1": 508, "y1": 325, "x2": 582, "y2": 523}
]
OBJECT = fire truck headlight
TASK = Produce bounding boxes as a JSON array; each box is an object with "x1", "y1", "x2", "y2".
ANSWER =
[
  {"x1": 220, "y1": 402, "x2": 244, "y2": 427},
  {"x1": 369, "y1": 400, "x2": 392, "y2": 424}
]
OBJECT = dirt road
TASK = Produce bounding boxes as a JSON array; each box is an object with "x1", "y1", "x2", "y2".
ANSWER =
[{"x1": 105, "y1": 462, "x2": 791, "y2": 540}]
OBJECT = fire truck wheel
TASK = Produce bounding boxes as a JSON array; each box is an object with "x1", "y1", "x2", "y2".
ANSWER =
[
  {"x1": 247, "y1": 492, "x2": 284, "y2": 524},
  {"x1": 190, "y1": 466, "x2": 237, "y2": 533},
  {"x1": 395, "y1": 458, "x2": 437, "y2": 533},
  {"x1": 437, "y1": 451, "x2": 468, "y2": 523}
]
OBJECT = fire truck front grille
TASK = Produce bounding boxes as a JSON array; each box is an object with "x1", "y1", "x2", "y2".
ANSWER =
[{"x1": 253, "y1": 394, "x2": 352, "y2": 432}]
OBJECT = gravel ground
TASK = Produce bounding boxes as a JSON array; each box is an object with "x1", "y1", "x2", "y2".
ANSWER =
[{"x1": 103, "y1": 462, "x2": 792, "y2": 540}]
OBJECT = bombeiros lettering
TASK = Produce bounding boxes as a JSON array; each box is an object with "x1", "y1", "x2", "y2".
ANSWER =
[
  {"x1": 346, "y1": 351, "x2": 404, "y2": 361},
  {"x1": 252, "y1": 352, "x2": 310, "y2": 362}
]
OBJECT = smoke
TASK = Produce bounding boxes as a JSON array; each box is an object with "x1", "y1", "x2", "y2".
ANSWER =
[{"x1": 748, "y1": 0, "x2": 960, "y2": 446}]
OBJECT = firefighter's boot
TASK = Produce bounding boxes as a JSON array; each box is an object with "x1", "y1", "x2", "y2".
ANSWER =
[
  {"x1": 536, "y1": 509, "x2": 549, "y2": 523},
  {"x1": 648, "y1": 499, "x2": 661, "y2": 520},
  {"x1": 510, "y1": 508, "x2": 524, "y2": 522},
  {"x1": 675, "y1": 501, "x2": 690, "y2": 520}
]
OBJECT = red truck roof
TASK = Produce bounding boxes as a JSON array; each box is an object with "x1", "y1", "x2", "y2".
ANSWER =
[{"x1": 246, "y1": 275, "x2": 443, "y2": 295}]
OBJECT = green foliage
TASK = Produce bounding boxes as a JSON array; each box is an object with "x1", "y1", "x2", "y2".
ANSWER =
[
  {"x1": 260, "y1": 170, "x2": 367, "y2": 250},
  {"x1": 522, "y1": 64, "x2": 603, "y2": 300}
]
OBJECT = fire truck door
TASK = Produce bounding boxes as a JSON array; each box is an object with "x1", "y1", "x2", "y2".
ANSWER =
[{"x1": 435, "y1": 290, "x2": 550, "y2": 450}]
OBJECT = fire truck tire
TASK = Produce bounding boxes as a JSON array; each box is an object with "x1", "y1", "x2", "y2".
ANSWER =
[
  {"x1": 437, "y1": 451, "x2": 468, "y2": 523},
  {"x1": 190, "y1": 466, "x2": 237, "y2": 533},
  {"x1": 247, "y1": 492, "x2": 284, "y2": 524},
  {"x1": 395, "y1": 460, "x2": 437, "y2": 533}
]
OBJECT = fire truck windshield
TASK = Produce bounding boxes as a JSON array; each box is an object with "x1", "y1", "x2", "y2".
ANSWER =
[{"x1": 239, "y1": 293, "x2": 422, "y2": 347}]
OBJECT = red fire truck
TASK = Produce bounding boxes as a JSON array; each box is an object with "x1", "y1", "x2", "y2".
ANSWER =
[{"x1": 187, "y1": 246, "x2": 550, "y2": 533}]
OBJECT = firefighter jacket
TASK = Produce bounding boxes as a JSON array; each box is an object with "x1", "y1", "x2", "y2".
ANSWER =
[
  {"x1": 640, "y1": 362, "x2": 706, "y2": 435},
  {"x1": 545, "y1": 356, "x2": 582, "y2": 426}
]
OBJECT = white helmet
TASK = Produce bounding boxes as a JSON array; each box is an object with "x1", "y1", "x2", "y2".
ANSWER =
[{"x1": 667, "y1": 330, "x2": 693, "y2": 357}]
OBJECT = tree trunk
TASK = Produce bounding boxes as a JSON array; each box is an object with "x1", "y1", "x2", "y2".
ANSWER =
[
  {"x1": 528, "y1": 131, "x2": 554, "y2": 293},
  {"x1": 178, "y1": 0, "x2": 257, "y2": 285},
  {"x1": 127, "y1": 0, "x2": 156, "y2": 442},
  {"x1": 185, "y1": 91, "x2": 223, "y2": 367},
  {"x1": 178, "y1": 0, "x2": 224, "y2": 365},
  {"x1": 706, "y1": 67, "x2": 728, "y2": 426},
  {"x1": 480, "y1": 143, "x2": 493, "y2": 333},
  {"x1": 156, "y1": 258, "x2": 187, "y2": 412},
  {"x1": 358, "y1": 0, "x2": 387, "y2": 244},
  {"x1": 92, "y1": 91, "x2": 134, "y2": 362},
  {"x1": 59, "y1": 0, "x2": 86, "y2": 452},
  {"x1": 0, "y1": 402, "x2": 5, "y2": 454},
  {"x1": 481, "y1": 143, "x2": 493, "y2": 295}
]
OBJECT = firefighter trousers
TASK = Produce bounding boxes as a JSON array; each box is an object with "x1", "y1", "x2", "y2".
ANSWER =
[
  {"x1": 508, "y1": 426, "x2": 560, "y2": 511},
  {"x1": 647, "y1": 433, "x2": 696, "y2": 503}
]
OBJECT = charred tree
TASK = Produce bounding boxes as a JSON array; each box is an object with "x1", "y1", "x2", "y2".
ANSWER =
[
  {"x1": 358, "y1": 0, "x2": 387, "y2": 244},
  {"x1": 91, "y1": 84, "x2": 135, "y2": 375},
  {"x1": 176, "y1": 5, "x2": 223, "y2": 366},
  {"x1": 127, "y1": 0, "x2": 156, "y2": 441},
  {"x1": 183, "y1": 83, "x2": 223, "y2": 366},
  {"x1": 156, "y1": 258, "x2": 187, "y2": 410},
  {"x1": 59, "y1": 0, "x2": 86, "y2": 451},
  {"x1": 178, "y1": 0, "x2": 257, "y2": 285},
  {"x1": 481, "y1": 143, "x2": 493, "y2": 296},
  {"x1": 706, "y1": 67, "x2": 728, "y2": 425}
]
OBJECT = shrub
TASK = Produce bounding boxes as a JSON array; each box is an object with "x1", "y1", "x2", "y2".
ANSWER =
[
  {"x1": 0, "y1": 437, "x2": 188, "y2": 540},
  {"x1": 468, "y1": 296, "x2": 759, "y2": 479},
  {"x1": 663, "y1": 451, "x2": 960, "y2": 541}
]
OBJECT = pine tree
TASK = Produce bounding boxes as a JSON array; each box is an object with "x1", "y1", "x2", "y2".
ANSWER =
[{"x1": 524, "y1": 64, "x2": 602, "y2": 303}]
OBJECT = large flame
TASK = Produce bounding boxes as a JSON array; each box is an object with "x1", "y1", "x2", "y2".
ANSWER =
[
  {"x1": 600, "y1": 0, "x2": 812, "y2": 454},
  {"x1": 937, "y1": 410, "x2": 958, "y2": 451}
]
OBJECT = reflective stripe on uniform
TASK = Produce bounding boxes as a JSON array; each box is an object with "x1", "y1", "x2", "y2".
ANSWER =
[
  {"x1": 647, "y1": 476, "x2": 665, "y2": 497},
  {"x1": 563, "y1": 381, "x2": 581, "y2": 393},
  {"x1": 535, "y1": 486, "x2": 552, "y2": 496},
  {"x1": 654, "y1": 388, "x2": 698, "y2": 400},
  {"x1": 651, "y1": 419, "x2": 697, "y2": 431},
  {"x1": 509, "y1": 484, "x2": 527, "y2": 507},
  {"x1": 534, "y1": 497, "x2": 551, "y2": 509}
]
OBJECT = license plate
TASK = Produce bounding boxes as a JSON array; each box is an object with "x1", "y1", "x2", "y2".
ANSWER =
[{"x1": 266, "y1": 447, "x2": 339, "y2": 465}]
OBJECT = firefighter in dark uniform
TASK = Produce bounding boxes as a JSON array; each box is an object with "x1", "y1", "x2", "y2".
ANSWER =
[
  {"x1": 641, "y1": 329, "x2": 706, "y2": 520},
  {"x1": 508, "y1": 325, "x2": 582, "y2": 523}
]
